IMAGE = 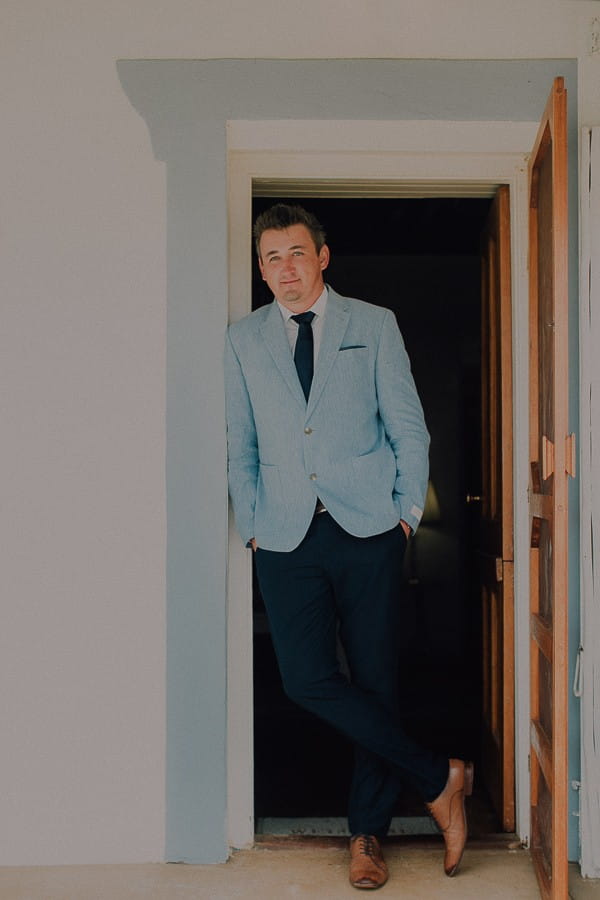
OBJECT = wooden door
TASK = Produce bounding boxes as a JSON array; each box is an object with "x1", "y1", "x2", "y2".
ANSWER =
[
  {"x1": 528, "y1": 76, "x2": 572, "y2": 900},
  {"x1": 480, "y1": 185, "x2": 515, "y2": 832}
]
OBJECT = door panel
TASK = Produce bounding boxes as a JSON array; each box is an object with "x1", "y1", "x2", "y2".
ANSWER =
[
  {"x1": 528, "y1": 76, "x2": 570, "y2": 900},
  {"x1": 480, "y1": 185, "x2": 515, "y2": 831}
]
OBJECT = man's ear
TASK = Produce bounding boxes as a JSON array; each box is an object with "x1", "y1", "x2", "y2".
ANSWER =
[{"x1": 319, "y1": 244, "x2": 330, "y2": 270}]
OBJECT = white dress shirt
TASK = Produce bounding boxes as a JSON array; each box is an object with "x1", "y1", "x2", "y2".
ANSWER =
[{"x1": 276, "y1": 286, "x2": 328, "y2": 364}]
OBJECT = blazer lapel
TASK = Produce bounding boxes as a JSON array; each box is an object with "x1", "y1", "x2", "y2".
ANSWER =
[
  {"x1": 307, "y1": 290, "x2": 351, "y2": 416},
  {"x1": 259, "y1": 301, "x2": 307, "y2": 408}
]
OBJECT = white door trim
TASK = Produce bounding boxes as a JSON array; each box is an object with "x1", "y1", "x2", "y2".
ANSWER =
[{"x1": 226, "y1": 119, "x2": 538, "y2": 850}]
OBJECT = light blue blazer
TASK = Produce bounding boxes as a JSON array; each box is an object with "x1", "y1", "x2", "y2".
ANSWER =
[{"x1": 224, "y1": 288, "x2": 430, "y2": 552}]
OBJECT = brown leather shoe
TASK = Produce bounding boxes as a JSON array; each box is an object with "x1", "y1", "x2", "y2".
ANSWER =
[
  {"x1": 426, "y1": 758, "x2": 474, "y2": 877},
  {"x1": 349, "y1": 834, "x2": 388, "y2": 890}
]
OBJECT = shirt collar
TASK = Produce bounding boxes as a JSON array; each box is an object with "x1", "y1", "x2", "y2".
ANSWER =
[{"x1": 276, "y1": 285, "x2": 328, "y2": 322}]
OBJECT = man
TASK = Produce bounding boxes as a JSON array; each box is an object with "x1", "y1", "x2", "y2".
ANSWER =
[{"x1": 225, "y1": 203, "x2": 472, "y2": 890}]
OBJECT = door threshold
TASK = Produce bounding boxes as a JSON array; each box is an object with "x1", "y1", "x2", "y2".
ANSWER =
[
  {"x1": 254, "y1": 829, "x2": 524, "y2": 852},
  {"x1": 255, "y1": 816, "x2": 437, "y2": 837}
]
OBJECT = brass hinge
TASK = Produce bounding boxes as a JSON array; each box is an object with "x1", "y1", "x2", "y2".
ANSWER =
[
  {"x1": 495, "y1": 558, "x2": 503, "y2": 583},
  {"x1": 542, "y1": 435, "x2": 554, "y2": 480}
]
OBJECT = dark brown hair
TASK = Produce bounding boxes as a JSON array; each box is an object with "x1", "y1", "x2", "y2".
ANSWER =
[{"x1": 253, "y1": 203, "x2": 326, "y2": 256}]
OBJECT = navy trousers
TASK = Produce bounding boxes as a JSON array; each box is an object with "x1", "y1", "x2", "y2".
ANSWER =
[{"x1": 255, "y1": 511, "x2": 448, "y2": 837}]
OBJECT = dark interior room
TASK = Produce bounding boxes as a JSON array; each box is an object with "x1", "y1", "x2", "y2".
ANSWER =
[{"x1": 251, "y1": 195, "x2": 499, "y2": 834}]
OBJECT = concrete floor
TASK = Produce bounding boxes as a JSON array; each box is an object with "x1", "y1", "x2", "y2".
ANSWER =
[{"x1": 2, "y1": 844, "x2": 599, "y2": 899}]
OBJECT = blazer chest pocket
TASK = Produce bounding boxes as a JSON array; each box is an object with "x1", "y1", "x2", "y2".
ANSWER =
[{"x1": 332, "y1": 346, "x2": 373, "y2": 399}]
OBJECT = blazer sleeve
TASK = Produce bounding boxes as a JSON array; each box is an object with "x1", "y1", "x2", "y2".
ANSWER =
[
  {"x1": 375, "y1": 308, "x2": 430, "y2": 533},
  {"x1": 224, "y1": 329, "x2": 259, "y2": 545}
]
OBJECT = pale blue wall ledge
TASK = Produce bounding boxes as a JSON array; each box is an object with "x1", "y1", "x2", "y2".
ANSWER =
[{"x1": 117, "y1": 59, "x2": 579, "y2": 864}]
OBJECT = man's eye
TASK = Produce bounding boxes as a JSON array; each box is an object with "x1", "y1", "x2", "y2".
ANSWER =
[{"x1": 293, "y1": 251, "x2": 303, "y2": 256}]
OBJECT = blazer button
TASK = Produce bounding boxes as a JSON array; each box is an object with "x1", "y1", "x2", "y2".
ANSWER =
[
  {"x1": 309, "y1": 473, "x2": 317, "y2": 481},
  {"x1": 304, "y1": 427, "x2": 313, "y2": 435}
]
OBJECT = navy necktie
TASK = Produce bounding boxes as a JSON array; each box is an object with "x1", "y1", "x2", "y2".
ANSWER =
[{"x1": 291, "y1": 311, "x2": 315, "y2": 401}]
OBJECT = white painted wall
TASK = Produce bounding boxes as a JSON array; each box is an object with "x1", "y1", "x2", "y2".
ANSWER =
[
  {"x1": 2, "y1": 0, "x2": 600, "y2": 866},
  {"x1": 2, "y1": 5, "x2": 168, "y2": 866}
]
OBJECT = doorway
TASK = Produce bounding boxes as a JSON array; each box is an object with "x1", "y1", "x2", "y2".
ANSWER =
[{"x1": 251, "y1": 194, "x2": 509, "y2": 837}]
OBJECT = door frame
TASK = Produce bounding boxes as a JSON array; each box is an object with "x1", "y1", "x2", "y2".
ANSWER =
[
  {"x1": 578, "y1": 127, "x2": 600, "y2": 879},
  {"x1": 226, "y1": 119, "x2": 538, "y2": 850}
]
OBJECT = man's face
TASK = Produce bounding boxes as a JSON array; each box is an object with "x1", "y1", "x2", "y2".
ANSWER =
[{"x1": 258, "y1": 224, "x2": 330, "y2": 313}]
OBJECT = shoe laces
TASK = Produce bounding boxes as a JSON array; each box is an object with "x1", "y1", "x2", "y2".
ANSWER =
[{"x1": 355, "y1": 834, "x2": 377, "y2": 858}]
